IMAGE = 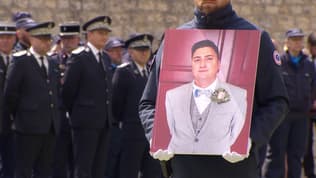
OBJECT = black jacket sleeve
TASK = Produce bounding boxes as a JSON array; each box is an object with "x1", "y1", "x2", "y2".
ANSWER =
[
  {"x1": 138, "y1": 59, "x2": 159, "y2": 141},
  {"x1": 138, "y1": 42, "x2": 164, "y2": 141},
  {"x1": 250, "y1": 31, "x2": 289, "y2": 147},
  {"x1": 111, "y1": 66, "x2": 128, "y2": 124},
  {"x1": 61, "y1": 55, "x2": 81, "y2": 113},
  {"x1": 4, "y1": 58, "x2": 23, "y2": 116}
]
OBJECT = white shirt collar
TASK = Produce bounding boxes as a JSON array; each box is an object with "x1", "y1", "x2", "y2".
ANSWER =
[
  {"x1": 29, "y1": 47, "x2": 41, "y2": 59},
  {"x1": 192, "y1": 78, "x2": 218, "y2": 114},
  {"x1": 192, "y1": 78, "x2": 218, "y2": 92},
  {"x1": 0, "y1": 52, "x2": 11, "y2": 65},
  {"x1": 134, "y1": 61, "x2": 146, "y2": 76},
  {"x1": 29, "y1": 47, "x2": 48, "y2": 68},
  {"x1": 87, "y1": 42, "x2": 101, "y2": 62}
]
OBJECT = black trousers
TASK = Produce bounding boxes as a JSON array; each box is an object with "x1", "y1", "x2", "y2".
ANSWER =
[
  {"x1": 105, "y1": 126, "x2": 122, "y2": 178},
  {"x1": 303, "y1": 119, "x2": 316, "y2": 178},
  {"x1": 171, "y1": 153, "x2": 259, "y2": 178},
  {"x1": 118, "y1": 133, "x2": 162, "y2": 178},
  {"x1": 53, "y1": 110, "x2": 74, "y2": 178},
  {"x1": 15, "y1": 131, "x2": 55, "y2": 178},
  {"x1": 0, "y1": 132, "x2": 15, "y2": 178},
  {"x1": 72, "y1": 127, "x2": 109, "y2": 178},
  {"x1": 263, "y1": 116, "x2": 308, "y2": 178}
]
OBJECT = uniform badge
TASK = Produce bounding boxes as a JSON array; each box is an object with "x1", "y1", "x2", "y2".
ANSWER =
[
  {"x1": 273, "y1": 50, "x2": 281, "y2": 66},
  {"x1": 59, "y1": 64, "x2": 66, "y2": 70},
  {"x1": 143, "y1": 35, "x2": 148, "y2": 43}
]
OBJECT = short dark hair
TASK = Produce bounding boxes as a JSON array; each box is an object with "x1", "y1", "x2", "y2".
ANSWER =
[
  {"x1": 191, "y1": 39, "x2": 219, "y2": 59},
  {"x1": 308, "y1": 32, "x2": 316, "y2": 46}
]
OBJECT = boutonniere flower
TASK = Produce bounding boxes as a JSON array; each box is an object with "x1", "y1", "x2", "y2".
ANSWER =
[{"x1": 211, "y1": 88, "x2": 230, "y2": 104}]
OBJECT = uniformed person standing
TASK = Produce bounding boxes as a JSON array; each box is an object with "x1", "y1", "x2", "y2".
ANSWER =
[
  {"x1": 62, "y1": 16, "x2": 113, "y2": 178},
  {"x1": 11, "y1": 11, "x2": 36, "y2": 52},
  {"x1": 51, "y1": 22, "x2": 81, "y2": 178},
  {"x1": 104, "y1": 37, "x2": 125, "y2": 72},
  {"x1": 303, "y1": 31, "x2": 316, "y2": 178},
  {"x1": 138, "y1": 0, "x2": 289, "y2": 178},
  {"x1": 0, "y1": 22, "x2": 17, "y2": 178},
  {"x1": 263, "y1": 29, "x2": 316, "y2": 178},
  {"x1": 112, "y1": 33, "x2": 162, "y2": 178},
  {"x1": 103, "y1": 37, "x2": 125, "y2": 178},
  {"x1": 4, "y1": 21, "x2": 60, "y2": 178}
]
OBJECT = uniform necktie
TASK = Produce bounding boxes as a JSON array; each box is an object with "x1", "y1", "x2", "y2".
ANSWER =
[
  {"x1": 141, "y1": 69, "x2": 148, "y2": 78},
  {"x1": 98, "y1": 52, "x2": 104, "y2": 70},
  {"x1": 5, "y1": 56, "x2": 10, "y2": 67},
  {"x1": 39, "y1": 56, "x2": 47, "y2": 78},
  {"x1": 194, "y1": 89, "x2": 212, "y2": 98}
]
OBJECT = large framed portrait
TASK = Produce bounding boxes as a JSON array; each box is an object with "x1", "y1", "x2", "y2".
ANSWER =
[{"x1": 151, "y1": 29, "x2": 261, "y2": 155}]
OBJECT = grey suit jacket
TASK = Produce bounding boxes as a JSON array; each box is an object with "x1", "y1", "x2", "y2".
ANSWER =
[{"x1": 165, "y1": 81, "x2": 247, "y2": 155}]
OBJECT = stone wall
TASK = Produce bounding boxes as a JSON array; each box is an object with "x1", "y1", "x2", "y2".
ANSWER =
[{"x1": 1, "y1": 0, "x2": 315, "y2": 50}]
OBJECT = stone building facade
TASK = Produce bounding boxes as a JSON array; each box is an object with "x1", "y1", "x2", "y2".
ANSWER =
[{"x1": 0, "y1": 0, "x2": 315, "y2": 51}]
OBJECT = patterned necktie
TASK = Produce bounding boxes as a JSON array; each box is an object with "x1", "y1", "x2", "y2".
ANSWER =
[
  {"x1": 39, "y1": 56, "x2": 47, "y2": 78},
  {"x1": 194, "y1": 89, "x2": 212, "y2": 98}
]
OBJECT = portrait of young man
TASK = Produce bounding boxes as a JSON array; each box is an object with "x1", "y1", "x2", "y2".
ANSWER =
[
  {"x1": 165, "y1": 39, "x2": 247, "y2": 155},
  {"x1": 148, "y1": 29, "x2": 262, "y2": 164}
]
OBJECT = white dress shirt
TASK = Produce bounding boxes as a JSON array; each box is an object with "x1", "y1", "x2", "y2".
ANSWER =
[
  {"x1": 192, "y1": 78, "x2": 218, "y2": 114},
  {"x1": 0, "y1": 52, "x2": 11, "y2": 66},
  {"x1": 29, "y1": 47, "x2": 48, "y2": 72},
  {"x1": 87, "y1": 42, "x2": 102, "y2": 63},
  {"x1": 134, "y1": 61, "x2": 147, "y2": 77}
]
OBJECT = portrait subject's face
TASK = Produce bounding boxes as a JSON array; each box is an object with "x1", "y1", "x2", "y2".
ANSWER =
[
  {"x1": 192, "y1": 46, "x2": 220, "y2": 87},
  {"x1": 194, "y1": 0, "x2": 230, "y2": 14}
]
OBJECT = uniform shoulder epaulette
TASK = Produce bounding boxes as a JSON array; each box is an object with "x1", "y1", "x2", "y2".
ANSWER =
[
  {"x1": 13, "y1": 50, "x2": 28, "y2": 57},
  {"x1": 72, "y1": 46, "x2": 86, "y2": 54},
  {"x1": 47, "y1": 51, "x2": 58, "y2": 57},
  {"x1": 117, "y1": 62, "x2": 129, "y2": 68}
]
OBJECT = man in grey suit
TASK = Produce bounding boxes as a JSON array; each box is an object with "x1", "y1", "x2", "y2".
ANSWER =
[{"x1": 165, "y1": 39, "x2": 247, "y2": 155}]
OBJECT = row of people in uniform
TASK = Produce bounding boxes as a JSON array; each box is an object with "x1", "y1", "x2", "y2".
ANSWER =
[{"x1": 0, "y1": 11, "x2": 163, "y2": 178}]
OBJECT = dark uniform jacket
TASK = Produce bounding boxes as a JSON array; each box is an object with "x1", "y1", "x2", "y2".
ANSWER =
[
  {"x1": 62, "y1": 46, "x2": 113, "y2": 129},
  {"x1": 139, "y1": 3, "x2": 289, "y2": 149},
  {"x1": 50, "y1": 52, "x2": 69, "y2": 107},
  {"x1": 0, "y1": 55, "x2": 6, "y2": 90},
  {"x1": 4, "y1": 50, "x2": 60, "y2": 134},
  {"x1": 0, "y1": 55, "x2": 7, "y2": 132},
  {"x1": 0, "y1": 55, "x2": 12, "y2": 133},
  {"x1": 281, "y1": 51, "x2": 316, "y2": 115},
  {"x1": 112, "y1": 61, "x2": 147, "y2": 138}
]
